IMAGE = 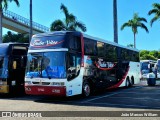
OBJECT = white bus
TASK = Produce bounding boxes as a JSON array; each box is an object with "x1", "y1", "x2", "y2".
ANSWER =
[
  {"x1": 25, "y1": 31, "x2": 140, "y2": 97},
  {"x1": 140, "y1": 60, "x2": 156, "y2": 79},
  {"x1": 156, "y1": 59, "x2": 160, "y2": 78}
]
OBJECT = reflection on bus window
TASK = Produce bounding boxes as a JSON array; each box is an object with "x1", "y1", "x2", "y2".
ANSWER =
[
  {"x1": 13, "y1": 61, "x2": 17, "y2": 69},
  {"x1": 67, "y1": 53, "x2": 81, "y2": 80},
  {"x1": 26, "y1": 52, "x2": 66, "y2": 79},
  {"x1": 0, "y1": 57, "x2": 4, "y2": 75}
]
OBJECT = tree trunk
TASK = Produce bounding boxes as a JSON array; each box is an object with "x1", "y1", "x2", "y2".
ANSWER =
[
  {"x1": 134, "y1": 33, "x2": 136, "y2": 48},
  {"x1": 113, "y1": 0, "x2": 118, "y2": 43},
  {"x1": 29, "y1": 0, "x2": 33, "y2": 42},
  {"x1": 0, "y1": 8, "x2": 2, "y2": 43}
]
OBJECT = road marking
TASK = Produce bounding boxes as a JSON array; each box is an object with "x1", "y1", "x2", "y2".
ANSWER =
[
  {"x1": 85, "y1": 102, "x2": 160, "y2": 109},
  {"x1": 81, "y1": 86, "x2": 142, "y2": 103},
  {"x1": 81, "y1": 92, "x2": 119, "y2": 103},
  {"x1": 115, "y1": 92, "x2": 160, "y2": 94},
  {"x1": 109, "y1": 96, "x2": 160, "y2": 101}
]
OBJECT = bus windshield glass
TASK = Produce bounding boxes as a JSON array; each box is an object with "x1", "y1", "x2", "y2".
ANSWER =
[
  {"x1": 25, "y1": 52, "x2": 66, "y2": 79},
  {"x1": 157, "y1": 60, "x2": 160, "y2": 67},
  {"x1": 141, "y1": 62, "x2": 149, "y2": 74},
  {"x1": 0, "y1": 57, "x2": 4, "y2": 77}
]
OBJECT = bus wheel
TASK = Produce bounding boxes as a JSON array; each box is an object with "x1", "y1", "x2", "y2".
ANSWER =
[
  {"x1": 130, "y1": 77, "x2": 134, "y2": 87},
  {"x1": 82, "y1": 81, "x2": 91, "y2": 97},
  {"x1": 125, "y1": 78, "x2": 130, "y2": 88}
]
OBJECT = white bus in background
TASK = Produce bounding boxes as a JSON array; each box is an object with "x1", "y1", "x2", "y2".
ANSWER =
[
  {"x1": 156, "y1": 59, "x2": 160, "y2": 78},
  {"x1": 140, "y1": 60, "x2": 156, "y2": 79}
]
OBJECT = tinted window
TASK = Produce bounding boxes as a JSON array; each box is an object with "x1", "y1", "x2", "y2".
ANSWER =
[
  {"x1": 84, "y1": 38, "x2": 97, "y2": 55},
  {"x1": 132, "y1": 52, "x2": 139, "y2": 62},
  {"x1": 105, "y1": 44, "x2": 117, "y2": 61},
  {"x1": 68, "y1": 35, "x2": 81, "y2": 52},
  {"x1": 97, "y1": 42, "x2": 105, "y2": 57},
  {"x1": 121, "y1": 49, "x2": 133, "y2": 61}
]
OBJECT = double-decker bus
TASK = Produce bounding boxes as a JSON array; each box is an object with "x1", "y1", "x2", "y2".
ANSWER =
[
  {"x1": 25, "y1": 31, "x2": 140, "y2": 97},
  {"x1": 0, "y1": 43, "x2": 28, "y2": 95}
]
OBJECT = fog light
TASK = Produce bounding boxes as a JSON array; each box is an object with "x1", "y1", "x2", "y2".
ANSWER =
[
  {"x1": 25, "y1": 87, "x2": 31, "y2": 91},
  {"x1": 25, "y1": 81, "x2": 32, "y2": 85}
]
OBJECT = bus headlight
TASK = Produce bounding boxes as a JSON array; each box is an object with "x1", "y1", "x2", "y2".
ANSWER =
[
  {"x1": 25, "y1": 81, "x2": 32, "y2": 85},
  {"x1": 52, "y1": 82, "x2": 64, "y2": 86}
]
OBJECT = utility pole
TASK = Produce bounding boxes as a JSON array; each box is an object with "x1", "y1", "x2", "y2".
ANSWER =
[
  {"x1": 29, "y1": 0, "x2": 33, "y2": 42},
  {"x1": 113, "y1": 0, "x2": 118, "y2": 43}
]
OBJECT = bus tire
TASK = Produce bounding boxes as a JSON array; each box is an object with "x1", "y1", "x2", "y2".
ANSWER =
[
  {"x1": 125, "y1": 78, "x2": 130, "y2": 88},
  {"x1": 130, "y1": 77, "x2": 134, "y2": 87},
  {"x1": 82, "y1": 80, "x2": 91, "y2": 97}
]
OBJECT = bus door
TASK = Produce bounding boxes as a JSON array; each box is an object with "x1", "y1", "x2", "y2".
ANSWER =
[
  {"x1": 67, "y1": 53, "x2": 82, "y2": 96},
  {"x1": 9, "y1": 55, "x2": 27, "y2": 94}
]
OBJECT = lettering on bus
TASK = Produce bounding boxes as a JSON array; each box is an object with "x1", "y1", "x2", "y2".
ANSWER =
[{"x1": 31, "y1": 39, "x2": 64, "y2": 47}]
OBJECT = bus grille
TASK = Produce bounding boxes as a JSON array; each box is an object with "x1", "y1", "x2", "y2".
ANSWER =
[{"x1": 32, "y1": 82, "x2": 50, "y2": 85}]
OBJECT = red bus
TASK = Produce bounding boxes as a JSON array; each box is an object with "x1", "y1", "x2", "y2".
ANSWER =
[{"x1": 25, "y1": 31, "x2": 140, "y2": 97}]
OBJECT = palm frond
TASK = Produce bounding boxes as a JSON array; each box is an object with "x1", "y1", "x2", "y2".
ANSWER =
[
  {"x1": 137, "y1": 23, "x2": 149, "y2": 33},
  {"x1": 13, "y1": 0, "x2": 20, "y2": 7},
  {"x1": 50, "y1": 20, "x2": 66, "y2": 31},
  {"x1": 60, "y1": 3, "x2": 69, "y2": 20},
  {"x1": 75, "y1": 21, "x2": 87, "y2": 32},
  {"x1": 1, "y1": 0, "x2": 19, "y2": 10},
  {"x1": 121, "y1": 22, "x2": 131, "y2": 30},
  {"x1": 150, "y1": 16, "x2": 159, "y2": 26},
  {"x1": 68, "y1": 13, "x2": 76, "y2": 22},
  {"x1": 153, "y1": 3, "x2": 160, "y2": 10},
  {"x1": 138, "y1": 17, "x2": 147, "y2": 23},
  {"x1": 148, "y1": 9, "x2": 158, "y2": 15}
]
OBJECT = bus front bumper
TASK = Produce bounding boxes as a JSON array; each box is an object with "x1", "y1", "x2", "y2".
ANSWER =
[{"x1": 25, "y1": 85, "x2": 66, "y2": 96}]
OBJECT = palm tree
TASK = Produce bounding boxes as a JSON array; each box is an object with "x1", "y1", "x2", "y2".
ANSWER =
[
  {"x1": 113, "y1": 0, "x2": 118, "y2": 43},
  {"x1": 50, "y1": 4, "x2": 86, "y2": 32},
  {"x1": 148, "y1": 3, "x2": 160, "y2": 27},
  {"x1": 127, "y1": 44, "x2": 134, "y2": 48},
  {"x1": 121, "y1": 13, "x2": 149, "y2": 48},
  {"x1": 0, "y1": 0, "x2": 19, "y2": 43},
  {"x1": 29, "y1": 0, "x2": 32, "y2": 42}
]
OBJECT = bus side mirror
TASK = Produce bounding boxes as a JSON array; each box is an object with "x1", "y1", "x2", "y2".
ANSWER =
[{"x1": 12, "y1": 61, "x2": 17, "y2": 69}]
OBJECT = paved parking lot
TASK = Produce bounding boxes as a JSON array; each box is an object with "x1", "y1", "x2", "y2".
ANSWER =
[
  {"x1": 31, "y1": 80, "x2": 160, "y2": 110},
  {"x1": 81, "y1": 85, "x2": 160, "y2": 109},
  {"x1": 0, "y1": 80, "x2": 160, "y2": 118}
]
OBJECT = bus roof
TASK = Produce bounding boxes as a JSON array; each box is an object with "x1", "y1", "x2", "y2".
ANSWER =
[
  {"x1": 83, "y1": 33, "x2": 139, "y2": 52},
  {"x1": 140, "y1": 60, "x2": 157, "y2": 63},
  {"x1": 0, "y1": 43, "x2": 28, "y2": 56},
  {"x1": 32, "y1": 31, "x2": 139, "y2": 52}
]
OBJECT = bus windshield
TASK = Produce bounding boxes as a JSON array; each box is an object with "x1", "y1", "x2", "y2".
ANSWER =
[
  {"x1": 25, "y1": 52, "x2": 66, "y2": 79},
  {"x1": 0, "y1": 57, "x2": 4, "y2": 77},
  {"x1": 141, "y1": 62, "x2": 149, "y2": 74}
]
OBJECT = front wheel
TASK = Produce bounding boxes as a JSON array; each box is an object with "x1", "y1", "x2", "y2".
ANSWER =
[{"x1": 82, "y1": 81, "x2": 91, "y2": 97}]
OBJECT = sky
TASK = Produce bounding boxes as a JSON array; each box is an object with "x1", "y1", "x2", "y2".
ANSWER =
[{"x1": 3, "y1": 0, "x2": 160, "y2": 51}]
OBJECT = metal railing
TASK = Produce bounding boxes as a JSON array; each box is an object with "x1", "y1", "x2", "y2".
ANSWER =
[{"x1": 3, "y1": 10, "x2": 50, "y2": 32}]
